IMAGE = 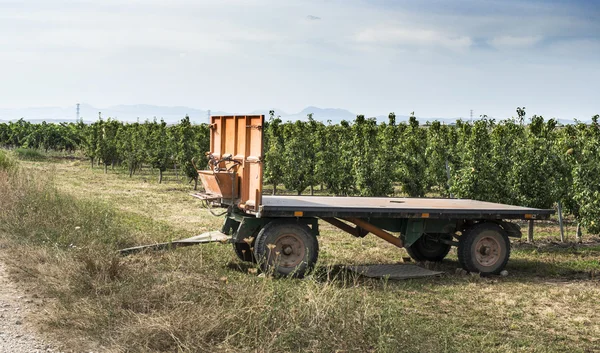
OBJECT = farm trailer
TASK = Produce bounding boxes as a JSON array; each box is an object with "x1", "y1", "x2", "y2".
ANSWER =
[{"x1": 122, "y1": 115, "x2": 554, "y2": 277}]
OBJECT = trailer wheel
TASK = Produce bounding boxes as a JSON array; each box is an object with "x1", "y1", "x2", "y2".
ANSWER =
[
  {"x1": 405, "y1": 234, "x2": 451, "y2": 262},
  {"x1": 458, "y1": 223, "x2": 510, "y2": 275},
  {"x1": 233, "y1": 242, "x2": 256, "y2": 263},
  {"x1": 254, "y1": 220, "x2": 318, "y2": 278}
]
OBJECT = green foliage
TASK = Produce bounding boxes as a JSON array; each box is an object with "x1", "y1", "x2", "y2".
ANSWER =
[
  {"x1": 450, "y1": 119, "x2": 499, "y2": 201},
  {"x1": 510, "y1": 116, "x2": 566, "y2": 208},
  {"x1": 116, "y1": 122, "x2": 146, "y2": 176},
  {"x1": 488, "y1": 118, "x2": 525, "y2": 204},
  {"x1": 193, "y1": 123, "x2": 210, "y2": 162},
  {"x1": 172, "y1": 116, "x2": 200, "y2": 185},
  {"x1": 425, "y1": 120, "x2": 452, "y2": 196},
  {"x1": 80, "y1": 119, "x2": 99, "y2": 166},
  {"x1": 397, "y1": 115, "x2": 428, "y2": 197},
  {"x1": 316, "y1": 120, "x2": 355, "y2": 196},
  {"x1": 352, "y1": 115, "x2": 395, "y2": 196},
  {"x1": 147, "y1": 119, "x2": 172, "y2": 173},
  {"x1": 95, "y1": 119, "x2": 120, "y2": 172},
  {"x1": 379, "y1": 113, "x2": 400, "y2": 195},
  {"x1": 264, "y1": 111, "x2": 286, "y2": 194},
  {"x1": 281, "y1": 119, "x2": 315, "y2": 195},
  {"x1": 568, "y1": 115, "x2": 600, "y2": 233},
  {"x1": 0, "y1": 119, "x2": 79, "y2": 151}
]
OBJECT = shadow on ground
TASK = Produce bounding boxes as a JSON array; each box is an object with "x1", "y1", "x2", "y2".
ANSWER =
[{"x1": 223, "y1": 239, "x2": 600, "y2": 286}]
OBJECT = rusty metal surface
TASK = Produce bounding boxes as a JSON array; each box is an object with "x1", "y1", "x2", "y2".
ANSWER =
[
  {"x1": 346, "y1": 217, "x2": 404, "y2": 248},
  {"x1": 259, "y1": 196, "x2": 554, "y2": 220},
  {"x1": 197, "y1": 170, "x2": 238, "y2": 198},
  {"x1": 347, "y1": 264, "x2": 443, "y2": 280},
  {"x1": 202, "y1": 115, "x2": 264, "y2": 211},
  {"x1": 321, "y1": 217, "x2": 366, "y2": 237}
]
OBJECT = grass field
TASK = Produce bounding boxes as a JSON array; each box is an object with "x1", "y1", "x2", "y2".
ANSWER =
[{"x1": 1, "y1": 152, "x2": 599, "y2": 352}]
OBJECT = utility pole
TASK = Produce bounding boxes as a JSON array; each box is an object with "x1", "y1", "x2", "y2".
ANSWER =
[
  {"x1": 470, "y1": 109, "x2": 473, "y2": 123},
  {"x1": 207, "y1": 109, "x2": 211, "y2": 123},
  {"x1": 76, "y1": 103, "x2": 80, "y2": 121}
]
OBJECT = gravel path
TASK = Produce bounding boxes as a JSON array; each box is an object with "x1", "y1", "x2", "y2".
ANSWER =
[{"x1": 0, "y1": 260, "x2": 62, "y2": 353}]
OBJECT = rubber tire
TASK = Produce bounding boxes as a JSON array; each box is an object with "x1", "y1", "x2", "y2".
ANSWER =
[
  {"x1": 405, "y1": 234, "x2": 452, "y2": 262},
  {"x1": 458, "y1": 223, "x2": 510, "y2": 275},
  {"x1": 233, "y1": 242, "x2": 256, "y2": 263},
  {"x1": 253, "y1": 220, "x2": 319, "y2": 278}
]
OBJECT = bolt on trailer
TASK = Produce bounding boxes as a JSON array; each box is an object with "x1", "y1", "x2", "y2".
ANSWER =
[{"x1": 123, "y1": 115, "x2": 554, "y2": 277}]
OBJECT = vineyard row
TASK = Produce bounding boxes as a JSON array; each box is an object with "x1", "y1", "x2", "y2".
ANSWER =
[{"x1": 1, "y1": 111, "x2": 599, "y2": 234}]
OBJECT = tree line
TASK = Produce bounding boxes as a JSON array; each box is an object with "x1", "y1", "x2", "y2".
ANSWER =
[
  {"x1": 0, "y1": 116, "x2": 209, "y2": 187},
  {"x1": 1, "y1": 110, "x2": 599, "y2": 234}
]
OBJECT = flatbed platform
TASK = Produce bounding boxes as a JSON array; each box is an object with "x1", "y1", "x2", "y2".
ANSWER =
[{"x1": 258, "y1": 196, "x2": 553, "y2": 220}]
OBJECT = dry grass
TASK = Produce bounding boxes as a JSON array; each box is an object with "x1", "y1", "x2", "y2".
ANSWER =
[{"x1": 0, "y1": 155, "x2": 598, "y2": 352}]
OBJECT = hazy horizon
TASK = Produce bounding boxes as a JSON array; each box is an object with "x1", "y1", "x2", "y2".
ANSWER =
[{"x1": 1, "y1": 102, "x2": 596, "y2": 125}]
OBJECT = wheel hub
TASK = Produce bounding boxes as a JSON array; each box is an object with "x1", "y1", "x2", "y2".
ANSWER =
[
  {"x1": 282, "y1": 245, "x2": 293, "y2": 255},
  {"x1": 474, "y1": 236, "x2": 501, "y2": 267},
  {"x1": 272, "y1": 234, "x2": 305, "y2": 268}
]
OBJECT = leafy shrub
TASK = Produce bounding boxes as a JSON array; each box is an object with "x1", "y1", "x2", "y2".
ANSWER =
[{"x1": 14, "y1": 147, "x2": 46, "y2": 161}]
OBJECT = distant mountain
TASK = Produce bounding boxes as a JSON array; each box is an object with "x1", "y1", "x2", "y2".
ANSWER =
[{"x1": 283, "y1": 106, "x2": 355, "y2": 123}]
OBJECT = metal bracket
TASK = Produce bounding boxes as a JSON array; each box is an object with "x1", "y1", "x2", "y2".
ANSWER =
[{"x1": 190, "y1": 192, "x2": 221, "y2": 202}]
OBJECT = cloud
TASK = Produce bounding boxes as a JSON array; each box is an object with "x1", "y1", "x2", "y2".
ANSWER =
[
  {"x1": 0, "y1": 0, "x2": 598, "y2": 119},
  {"x1": 489, "y1": 35, "x2": 542, "y2": 49},
  {"x1": 1, "y1": 8, "x2": 283, "y2": 55},
  {"x1": 355, "y1": 26, "x2": 472, "y2": 51}
]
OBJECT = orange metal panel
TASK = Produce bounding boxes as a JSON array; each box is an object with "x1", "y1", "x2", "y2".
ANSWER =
[
  {"x1": 200, "y1": 115, "x2": 264, "y2": 212},
  {"x1": 197, "y1": 170, "x2": 238, "y2": 198},
  {"x1": 224, "y1": 117, "x2": 237, "y2": 157},
  {"x1": 210, "y1": 116, "x2": 223, "y2": 160},
  {"x1": 245, "y1": 115, "x2": 264, "y2": 210}
]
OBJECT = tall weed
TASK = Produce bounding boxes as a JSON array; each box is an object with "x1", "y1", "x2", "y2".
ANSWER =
[
  {"x1": 0, "y1": 149, "x2": 17, "y2": 172},
  {"x1": 13, "y1": 147, "x2": 47, "y2": 161},
  {"x1": 0, "y1": 169, "x2": 130, "y2": 248}
]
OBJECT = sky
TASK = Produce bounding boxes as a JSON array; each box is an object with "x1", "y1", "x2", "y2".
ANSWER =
[{"x1": 1, "y1": 0, "x2": 599, "y2": 120}]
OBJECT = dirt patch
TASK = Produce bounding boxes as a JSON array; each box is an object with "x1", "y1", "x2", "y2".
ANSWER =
[{"x1": 0, "y1": 258, "x2": 61, "y2": 353}]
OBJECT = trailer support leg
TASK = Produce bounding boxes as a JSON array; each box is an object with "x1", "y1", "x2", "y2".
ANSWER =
[
  {"x1": 345, "y1": 218, "x2": 404, "y2": 248},
  {"x1": 527, "y1": 220, "x2": 534, "y2": 243}
]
